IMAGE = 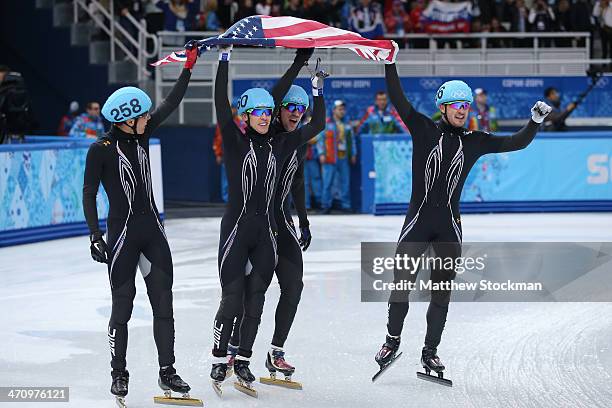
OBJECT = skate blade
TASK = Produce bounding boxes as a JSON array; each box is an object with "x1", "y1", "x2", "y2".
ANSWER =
[
  {"x1": 372, "y1": 352, "x2": 403, "y2": 382},
  {"x1": 153, "y1": 396, "x2": 203, "y2": 406},
  {"x1": 233, "y1": 381, "x2": 258, "y2": 398},
  {"x1": 416, "y1": 371, "x2": 453, "y2": 387},
  {"x1": 259, "y1": 376, "x2": 303, "y2": 390},
  {"x1": 212, "y1": 381, "x2": 223, "y2": 397},
  {"x1": 115, "y1": 396, "x2": 127, "y2": 408}
]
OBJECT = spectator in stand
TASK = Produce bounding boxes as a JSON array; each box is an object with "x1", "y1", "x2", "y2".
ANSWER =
[
  {"x1": 255, "y1": 0, "x2": 272, "y2": 15},
  {"x1": 156, "y1": 0, "x2": 197, "y2": 31},
  {"x1": 357, "y1": 91, "x2": 407, "y2": 135},
  {"x1": 57, "y1": 101, "x2": 80, "y2": 136},
  {"x1": 593, "y1": 0, "x2": 612, "y2": 60},
  {"x1": 385, "y1": 0, "x2": 412, "y2": 47},
  {"x1": 407, "y1": 0, "x2": 427, "y2": 47},
  {"x1": 468, "y1": 18, "x2": 483, "y2": 48},
  {"x1": 234, "y1": 0, "x2": 255, "y2": 22},
  {"x1": 197, "y1": 0, "x2": 221, "y2": 31},
  {"x1": 487, "y1": 17, "x2": 508, "y2": 48},
  {"x1": 213, "y1": 105, "x2": 246, "y2": 202},
  {"x1": 572, "y1": 0, "x2": 594, "y2": 50},
  {"x1": 284, "y1": 0, "x2": 304, "y2": 18},
  {"x1": 318, "y1": 100, "x2": 357, "y2": 214},
  {"x1": 468, "y1": 88, "x2": 498, "y2": 132},
  {"x1": 529, "y1": 0, "x2": 556, "y2": 46},
  {"x1": 349, "y1": 0, "x2": 385, "y2": 39},
  {"x1": 300, "y1": 109, "x2": 323, "y2": 209},
  {"x1": 476, "y1": 0, "x2": 497, "y2": 24},
  {"x1": 116, "y1": 1, "x2": 144, "y2": 56},
  {"x1": 500, "y1": 0, "x2": 515, "y2": 28},
  {"x1": 69, "y1": 102, "x2": 104, "y2": 139},
  {"x1": 542, "y1": 86, "x2": 576, "y2": 131},
  {"x1": 554, "y1": 0, "x2": 572, "y2": 46},
  {"x1": 305, "y1": 0, "x2": 332, "y2": 25},
  {"x1": 510, "y1": 0, "x2": 530, "y2": 47}
]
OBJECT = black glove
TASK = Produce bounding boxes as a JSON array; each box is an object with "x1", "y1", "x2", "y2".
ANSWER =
[
  {"x1": 296, "y1": 47, "x2": 315, "y2": 61},
  {"x1": 299, "y1": 225, "x2": 312, "y2": 252},
  {"x1": 90, "y1": 231, "x2": 109, "y2": 264}
]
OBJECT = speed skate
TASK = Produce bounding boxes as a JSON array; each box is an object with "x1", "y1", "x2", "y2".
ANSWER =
[{"x1": 153, "y1": 390, "x2": 204, "y2": 406}]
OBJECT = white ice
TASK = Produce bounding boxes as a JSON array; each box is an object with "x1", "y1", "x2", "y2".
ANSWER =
[{"x1": 1, "y1": 213, "x2": 612, "y2": 408}]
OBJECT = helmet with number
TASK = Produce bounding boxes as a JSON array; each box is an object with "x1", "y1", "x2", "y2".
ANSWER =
[
  {"x1": 282, "y1": 85, "x2": 309, "y2": 109},
  {"x1": 236, "y1": 88, "x2": 275, "y2": 116},
  {"x1": 102, "y1": 86, "x2": 152, "y2": 123},
  {"x1": 434, "y1": 80, "x2": 473, "y2": 108}
]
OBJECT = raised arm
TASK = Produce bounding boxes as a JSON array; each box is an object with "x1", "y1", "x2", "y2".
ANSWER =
[
  {"x1": 481, "y1": 101, "x2": 552, "y2": 154},
  {"x1": 147, "y1": 45, "x2": 198, "y2": 131},
  {"x1": 271, "y1": 48, "x2": 314, "y2": 115},
  {"x1": 384, "y1": 63, "x2": 428, "y2": 138},
  {"x1": 214, "y1": 47, "x2": 241, "y2": 148}
]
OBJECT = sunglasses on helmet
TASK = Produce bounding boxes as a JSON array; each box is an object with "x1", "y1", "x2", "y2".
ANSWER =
[
  {"x1": 446, "y1": 102, "x2": 471, "y2": 111},
  {"x1": 247, "y1": 108, "x2": 273, "y2": 117},
  {"x1": 282, "y1": 103, "x2": 307, "y2": 114}
]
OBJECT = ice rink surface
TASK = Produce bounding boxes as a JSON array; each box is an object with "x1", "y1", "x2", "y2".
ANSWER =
[{"x1": 1, "y1": 213, "x2": 612, "y2": 408}]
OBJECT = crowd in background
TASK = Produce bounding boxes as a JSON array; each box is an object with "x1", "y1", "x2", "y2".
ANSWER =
[{"x1": 87, "y1": 0, "x2": 612, "y2": 55}]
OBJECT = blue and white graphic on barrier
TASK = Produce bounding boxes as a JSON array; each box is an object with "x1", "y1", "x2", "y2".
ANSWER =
[
  {"x1": 0, "y1": 137, "x2": 164, "y2": 246},
  {"x1": 369, "y1": 133, "x2": 612, "y2": 209},
  {"x1": 234, "y1": 76, "x2": 611, "y2": 120},
  {"x1": 0, "y1": 148, "x2": 108, "y2": 231}
]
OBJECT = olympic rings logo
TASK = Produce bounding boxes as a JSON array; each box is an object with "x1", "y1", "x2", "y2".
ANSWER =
[
  {"x1": 420, "y1": 78, "x2": 442, "y2": 89},
  {"x1": 250, "y1": 80, "x2": 274, "y2": 89}
]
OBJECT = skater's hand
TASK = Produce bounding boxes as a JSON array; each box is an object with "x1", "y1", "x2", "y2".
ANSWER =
[
  {"x1": 218, "y1": 44, "x2": 233, "y2": 61},
  {"x1": 299, "y1": 225, "x2": 312, "y2": 251},
  {"x1": 310, "y1": 58, "x2": 329, "y2": 95},
  {"x1": 531, "y1": 101, "x2": 552, "y2": 124},
  {"x1": 184, "y1": 40, "x2": 200, "y2": 70},
  {"x1": 90, "y1": 231, "x2": 109, "y2": 264}
]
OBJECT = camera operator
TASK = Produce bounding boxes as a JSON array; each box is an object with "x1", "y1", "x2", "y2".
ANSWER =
[
  {"x1": 542, "y1": 87, "x2": 576, "y2": 131},
  {"x1": 0, "y1": 65, "x2": 34, "y2": 143}
]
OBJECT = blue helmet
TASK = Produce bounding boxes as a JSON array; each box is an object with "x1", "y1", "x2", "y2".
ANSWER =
[
  {"x1": 282, "y1": 85, "x2": 309, "y2": 109},
  {"x1": 102, "y1": 86, "x2": 152, "y2": 123},
  {"x1": 236, "y1": 88, "x2": 275, "y2": 115},
  {"x1": 434, "y1": 80, "x2": 473, "y2": 108}
]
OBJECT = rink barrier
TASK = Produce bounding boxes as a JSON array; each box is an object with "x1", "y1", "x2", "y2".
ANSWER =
[
  {"x1": 0, "y1": 136, "x2": 164, "y2": 247},
  {"x1": 361, "y1": 131, "x2": 612, "y2": 214}
]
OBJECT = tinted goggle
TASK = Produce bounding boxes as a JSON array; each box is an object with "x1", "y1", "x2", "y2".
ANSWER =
[
  {"x1": 445, "y1": 102, "x2": 471, "y2": 111},
  {"x1": 247, "y1": 108, "x2": 273, "y2": 117},
  {"x1": 282, "y1": 103, "x2": 307, "y2": 114}
]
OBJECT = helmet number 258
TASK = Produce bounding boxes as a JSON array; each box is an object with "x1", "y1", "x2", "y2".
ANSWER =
[{"x1": 110, "y1": 98, "x2": 142, "y2": 122}]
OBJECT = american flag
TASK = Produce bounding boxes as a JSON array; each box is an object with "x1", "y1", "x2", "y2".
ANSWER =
[{"x1": 152, "y1": 16, "x2": 398, "y2": 66}]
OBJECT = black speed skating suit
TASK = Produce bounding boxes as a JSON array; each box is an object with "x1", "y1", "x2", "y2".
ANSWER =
[
  {"x1": 212, "y1": 59, "x2": 325, "y2": 359},
  {"x1": 384, "y1": 63, "x2": 541, "y2": 348},
  {"x1": 83, "y1": 69, "x2": 191, "y2": 369}
]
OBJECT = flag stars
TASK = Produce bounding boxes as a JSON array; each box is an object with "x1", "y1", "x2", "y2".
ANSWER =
[
  {"x1": 252, "y1": 26, "x2": 258, "y2": 32},
  {"x1": 240, "y1": 22, "x2": 246, "y2": 28},
  {"x1": 247, "y1": 31, "x2": 253, "y2": 36}
]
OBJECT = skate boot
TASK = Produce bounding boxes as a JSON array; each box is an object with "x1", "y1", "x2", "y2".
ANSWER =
[
  {"x1": 260, "y1": 348, "x2": 302, "y2": 390},
  {"x1": 233, "y1": 359, "x2": 257, "y2": 398},
  {"x1": 372, "y1": 335, "x2": 403, "y2": 382},
  {"x1": 210, "y1": 362, "x2": 229, "y2": 397},
  {"x1": 111, "y1": 369, "x2": 129, "y2": 408},
  {"x1": 154, "y1": 365, "x2": 202, "y2": 406},
  {"x1": 416, "y1": 346, "x2": 452, "y2": 387}
]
